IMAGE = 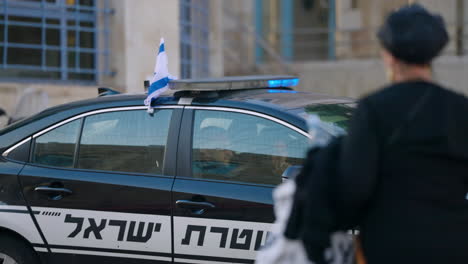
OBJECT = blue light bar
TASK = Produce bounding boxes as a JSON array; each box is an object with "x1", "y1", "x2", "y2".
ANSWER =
[
  {"x1": 268, "y1": 89, "x2": 298, "y2": 93},
  {"x1": 169, "y1": 75, "x2": 300, "y2": 92},
  {"x1": 268, "y1": 78, "x2": 299, "y2": 88}
]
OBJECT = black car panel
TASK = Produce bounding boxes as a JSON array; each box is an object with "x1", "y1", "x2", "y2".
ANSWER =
[
  {"x1": 2, "y1": 137, "x2": 31, "y2": 163},
  {"x1": 0, "y1": 159, "x2": 48, "y2": 253},
  {"x1": 19, "y1": 166, "x2": 175, "y2": 263},
  {"x1": 172, "y1": 178, "x2": 272, "y2": 264}
]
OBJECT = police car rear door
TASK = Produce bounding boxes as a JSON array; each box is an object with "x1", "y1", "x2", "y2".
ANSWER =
[
  {"x1": 18, "y1": 106, "x2": 182, "y2": 264},
  {"x1": 171, "y1": 107, "x2": 309, "y2": 264}
]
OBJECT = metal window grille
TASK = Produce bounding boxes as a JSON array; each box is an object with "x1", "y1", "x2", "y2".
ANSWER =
[
  {"x1": 0, "y1": 0, "x2": 112, "y2": 83},
  {"x1": 180, "y1": 0, "x2": 210, "y2": 79}
]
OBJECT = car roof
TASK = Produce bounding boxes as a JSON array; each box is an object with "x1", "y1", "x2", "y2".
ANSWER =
[
  {"x1": 215, "y1": 89, "x2": 353, "y2": 111},
  {"x1": 0, "y1": 88, "x2": 353, "y2": 151}
]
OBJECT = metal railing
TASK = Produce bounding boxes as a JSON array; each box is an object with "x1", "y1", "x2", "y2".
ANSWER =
[
  {"x1": 222, "y1": 0, "x2": 467, "y2": 76},
  {"x1": 223, "y1": 22, "x2": 468, "y2": 76},
  {"x1": 257, "y1": 21, "x2": 468, "y2": 63},
  {"x1": 295, "y1": 23, "x2": 467, "y2": 61},
  {"x1": 222, "y1": 5, "x2": 295, "y2": 76}
]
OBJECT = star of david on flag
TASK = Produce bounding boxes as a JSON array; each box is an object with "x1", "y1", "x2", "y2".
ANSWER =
[{"x1": 144, "y1": 38, "x2": 174, "y2": 112}]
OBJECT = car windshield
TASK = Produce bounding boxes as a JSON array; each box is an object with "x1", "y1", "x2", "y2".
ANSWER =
[{"x1": 297, "y1": 103, "x2": 355, "y2": 136}]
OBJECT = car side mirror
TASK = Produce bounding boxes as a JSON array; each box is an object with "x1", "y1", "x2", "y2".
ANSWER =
[
  {"x1": 0, "y1": 108, "x2": 6, "y2": 117},
  {"x1": 281, "y1": 165, "x2": 303, "y2": 182}
]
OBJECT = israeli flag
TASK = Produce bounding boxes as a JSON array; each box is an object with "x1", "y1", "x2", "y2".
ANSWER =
[{"x1": 144, "y1": 38, "x2": 172, "y2": 110}]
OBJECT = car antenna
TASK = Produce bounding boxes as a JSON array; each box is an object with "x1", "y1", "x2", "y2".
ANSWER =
[{"x1": 144, "y1": 80, "x2": 150, "y2": 93}]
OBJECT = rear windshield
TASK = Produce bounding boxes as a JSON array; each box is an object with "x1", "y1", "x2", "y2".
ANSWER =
[{"x1": 299, "y1": 103, "x2": 355, "y2": 135}]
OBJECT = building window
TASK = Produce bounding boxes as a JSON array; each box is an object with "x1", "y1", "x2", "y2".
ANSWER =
[
  {"x1": 0, "y1": 0, "x2": 112, "y2": 82},
  {"x1": 180, "y1": 0, "x2": 210, "y2": 79}
]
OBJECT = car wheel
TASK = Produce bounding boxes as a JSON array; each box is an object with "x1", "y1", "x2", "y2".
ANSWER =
[{"x1": 0, "y1": 234, "x2": 40, "y2": 264}]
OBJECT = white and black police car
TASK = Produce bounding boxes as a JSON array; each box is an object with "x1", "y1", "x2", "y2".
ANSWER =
[{"x1": 0, "y1": 76, "x2": 353, "y2": 264}]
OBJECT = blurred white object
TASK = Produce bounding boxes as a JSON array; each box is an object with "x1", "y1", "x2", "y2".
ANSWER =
[
  {"x1": 255, "y1": 177, "x2": 355, "y2": 264},
  {"x1": 10, "y1": 87, "x2": 49, "y2": 124},
  {"x1": 255, "y1": 180, "x2": 313, "y2": 264},
  {"x1": 307, "y1": 115, "x2": 333, "y2": 147},
  {"x1": 0, "y1": 115, "x2": 7, "y2": 129}
]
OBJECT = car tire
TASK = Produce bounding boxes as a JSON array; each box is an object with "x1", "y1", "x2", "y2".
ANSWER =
[{"x1": 0, "y1": 234, "x2": 40, "y2": 264}]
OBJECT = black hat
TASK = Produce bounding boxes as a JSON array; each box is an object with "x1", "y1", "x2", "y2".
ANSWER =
[{"x1": 377, "y1": 4, "x2": 449, "y2": 65}]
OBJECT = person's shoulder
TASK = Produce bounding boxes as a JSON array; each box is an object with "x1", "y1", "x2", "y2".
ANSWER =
[
  {"x1": 362, "y1": 82, "x2": 423, "y2": 101},
  {"x1": 354, "y1": 83, "x2": 400, "y2": 114},
  {"x1": 435, "y1": 83, "x2": 468, "y2": 103},
  {"x1": 436, "y1": 85, "x2": 468, "y2": 118},
  {"x1": 359, "y1": 81, "x2": 443, "y2": 109}
]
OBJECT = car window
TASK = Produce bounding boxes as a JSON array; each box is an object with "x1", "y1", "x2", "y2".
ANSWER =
[
  {"x1": 32, "y1": 119, "x2": 82, "y2": 168},
  {"x1": 77, "y1": 109, "x2": 172, "y2": 175},
  {"x1": 192, "y1": 110, "x2": 309, "y2": 185}
]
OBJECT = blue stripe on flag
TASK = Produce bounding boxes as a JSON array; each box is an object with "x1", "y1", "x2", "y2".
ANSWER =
[
  {"x1": 149, "y1": 77, "x2": 169, "y2": 93},
  {"x1": 159, "y1": 43, "x2": 165, "y2": 53}
]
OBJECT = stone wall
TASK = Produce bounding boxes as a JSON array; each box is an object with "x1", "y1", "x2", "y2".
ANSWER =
[
  {"x1": 101, "y1": 0, "x2": 181, "y2": 93},
  {"x1": 0, "y1": 83, "x2": 96, "y2": 127},
  {"x1": 336, "y1": 0, "x2": 468, "y2": 58},
  {"x1": 292, "y1": 55, "x2": 468, "y2": 99},
  {"x1": 1, "y1": 0, "x2": 466, "y2": 125}
]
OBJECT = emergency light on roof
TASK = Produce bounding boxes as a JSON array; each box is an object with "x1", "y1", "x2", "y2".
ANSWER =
[{"x1": 169, "y1": 75, "x2": 299, "y2": 92}]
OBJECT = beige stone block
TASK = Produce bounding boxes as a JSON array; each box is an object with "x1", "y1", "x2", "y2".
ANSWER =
[
  {"x1": 292, "y1": 55, "x2": 468, "y2": 100},
  {"x1": 123, "y1": 0, "x2": 180, "y2": 94},
  {"x1": 292, "y1": 58, "x2": 386, "y2": 99},
  {"x1": 338, "y1": 10, "x2": 362, "y2": 31},
  {"x1": 0, "y1": 83, "x2": 96, "y2": 117},
  {"x1": 100, "y1": 0, "x2": 180, "y2": 93}
]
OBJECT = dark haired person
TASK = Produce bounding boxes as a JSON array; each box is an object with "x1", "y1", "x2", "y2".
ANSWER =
[{"x1": 336, "y1": 4, "x2": 468, "y2": 264}]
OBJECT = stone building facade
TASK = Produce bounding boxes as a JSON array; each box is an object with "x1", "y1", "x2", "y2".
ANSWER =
[{"x1": 0, "y1": 0, "x2": 466, "y2": 127}]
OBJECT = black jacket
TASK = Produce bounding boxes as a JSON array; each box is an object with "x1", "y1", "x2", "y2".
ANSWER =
[
  {"x1": 337, "y1": 81, "x2": 468, "y2": 264},
  {"x1": 285, "y1": 141, "x2": 345, "y2": 264}
]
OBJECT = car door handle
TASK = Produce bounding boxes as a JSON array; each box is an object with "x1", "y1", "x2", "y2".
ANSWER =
[
  {"x1": 34, "y1": 186, "x2": 73, "y2": 194},
  {"x1": 34, "y1": 186, "x2": 73, "y2": 201},
  {"x1": 175, "y1": 200, "x2": 215, "y2": 209}
]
